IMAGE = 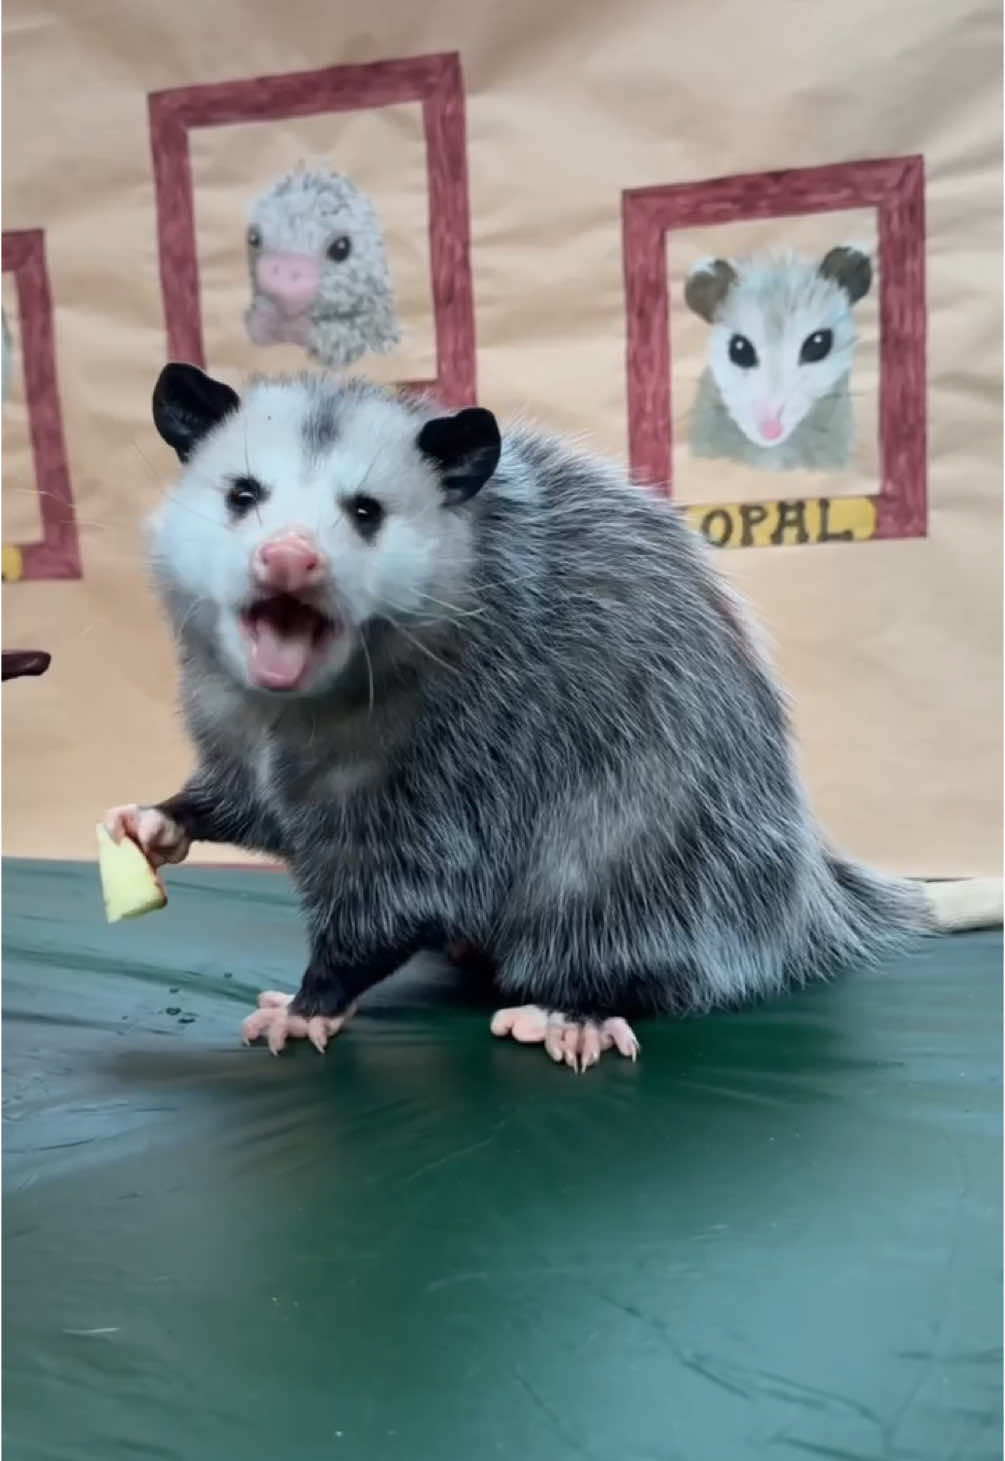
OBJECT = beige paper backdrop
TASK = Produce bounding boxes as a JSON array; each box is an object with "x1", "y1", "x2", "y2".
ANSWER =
[{"x1": 2, "y1": 0, "x2": 1001, "y2": 874}]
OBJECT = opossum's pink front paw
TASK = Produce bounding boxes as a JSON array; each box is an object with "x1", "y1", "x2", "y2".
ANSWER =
[
  {"x1": 103, "y1": 804, "x2": 189, "y2": 869},
  {"x1": 241, "y1": 991, "x2": 356, "y2": 1056},
  {"x1": 490, "y1": 1005, "x2": 640, "y2": 1073}
]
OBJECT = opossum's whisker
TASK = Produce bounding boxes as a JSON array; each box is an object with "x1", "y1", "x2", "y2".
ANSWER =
[
  {"x1": 161, "y1": 491, "x2": 226, "y2": 529},
  {"x1": 354, "y1": 439, "x2": 392, "y2": 495},
  {"x1": 176, "y1": 593, "x2": 209, "y2": 637},
  {"x1": 465, "y1": 566, "x2": 550, "y2": 595},
  {"x1": 330, "y1": 440, "x2": 396, "y2": 532},
  {"x1": 378, "y1": 615, "x2": 458, "y2": 675},
  {"x1": 358, "y1": 624, "x2": 376, "y2": 717},
  {"x1": 383, "y1": 596, "x2": 486, "y2": 635},
  {"x1": 133, "y1": 437, "x2": 266, "y2": 528},
  {"x1": 3, "y1": 487, "x2": 81, "y2": 502},
  {"x1": 128, "y1": 437, "x2": 169, "y2": 492},
  {"x1": 0, "y1": 508, "x2": 123, "y2": 534},
  {"x1": 1, "y1": 488, "x2": 133, "y2": 528},
  {"x1": 409, "y1": 587, "x2": 487, "y2": 620}
]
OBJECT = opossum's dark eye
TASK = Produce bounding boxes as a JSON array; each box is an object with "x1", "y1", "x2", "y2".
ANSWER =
[
  {"x1": 800, "y1": 328, "x2": 833, "y2": 364},
  {"x1": 246, "y1": 225, "x2": 262, "y2": 249},
  {"x1": 326, "y1": 235, "x2": 352, "y2": 263},
  {"x1": 226, "y1": 475, "x2": 267, "y2": 518},
  {"x1": 728, "y1": 333, "x2": 758, "y2": 368},
  {"x1": 346, "y1": 493, "x2": 384, "y2": 541}
]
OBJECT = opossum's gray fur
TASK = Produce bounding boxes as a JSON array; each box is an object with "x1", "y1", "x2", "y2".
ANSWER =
[
  {"x1": 246, "y1": 167, "x2": 400, "y2": 368},
  {"x1": 156, "y1": 374, "x2": 929, "y2": 1022}
]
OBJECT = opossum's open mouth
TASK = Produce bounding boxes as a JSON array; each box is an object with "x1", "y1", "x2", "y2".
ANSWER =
[{"x1": 240, "y1": 595, "x2": 341, "y2": 692}]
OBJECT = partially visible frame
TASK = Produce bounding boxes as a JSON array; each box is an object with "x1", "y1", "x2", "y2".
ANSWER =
[
  {"x1": 148, "y1": 52, "x2": 477, "y2": 405},
  {"x1": 2, "y1": 229, "x2": 81, "y2": 581}
]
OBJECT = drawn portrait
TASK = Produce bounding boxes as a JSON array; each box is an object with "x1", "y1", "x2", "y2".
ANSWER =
[
  {"x1": 684, "y1": 243, "x2": 872, "y2": 473},
  {"x1": 150, "y1": 55, "x2": 477, "y2": 405},
  {"x1": 623, "y1": 158, "x2": 927, "y2": 550},
  {"x1": 243, "y1": 165, "x2": 400, "y2": 371},
  {"x1": 666, "y1": 207, "x2": 881, "y2": 519}
]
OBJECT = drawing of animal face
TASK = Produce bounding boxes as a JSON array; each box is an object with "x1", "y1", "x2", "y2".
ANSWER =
[
  {"x1": 244, "y1": 167, "x2": 400, "y2": 369},
  {"x1": 684, "y1": 247, "x2": 872, "y2": 449}
]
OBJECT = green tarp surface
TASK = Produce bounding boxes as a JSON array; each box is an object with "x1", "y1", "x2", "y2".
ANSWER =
[{"x1": 3, "y1": 858, "x2": 1002, "y2": 1460}]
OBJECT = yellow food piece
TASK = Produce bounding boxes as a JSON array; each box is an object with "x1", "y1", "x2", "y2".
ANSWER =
[{"x1": 96, "y1": 823, "x2": 167, "y2": 924}]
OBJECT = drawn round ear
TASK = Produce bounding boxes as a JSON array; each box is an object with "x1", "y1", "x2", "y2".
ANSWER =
[
  {"x1": 684, "y1": 259, "x2": 738, "y2": 322},
  {"x1": 417, "y1": 407, "x2": 501, "y2": 504},
  {"x1": 153, "y1": 363, "x2": 241, "y2": 463},
  {"x1": 819, "y1": 246, "x2": 872, "y2": 304}
]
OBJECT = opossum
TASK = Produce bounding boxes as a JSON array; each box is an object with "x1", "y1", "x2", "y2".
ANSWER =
[
  {"x1": 104, "y1": 364, "x2": 1002, "y2": 1071},
  {"x1": 244, "y1": 167, "x2": 400, "y2": 369},
  {"x1": 685, "y1": 247, "x2": 871, "y2": 471}
]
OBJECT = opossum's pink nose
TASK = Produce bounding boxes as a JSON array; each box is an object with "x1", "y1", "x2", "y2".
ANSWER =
[
  {"x1": 255, "y1": 251, "x2": 321, "y2": 313},
  {"x1": 758, "y1": 410, "x2": 784, "y2": 442},
  {"x1": 253, "y1": 532, "x2": 325, "y2": 594}
]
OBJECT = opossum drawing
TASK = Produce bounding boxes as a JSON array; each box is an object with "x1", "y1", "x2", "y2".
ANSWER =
[
  {"x1": 244, "y1": 167, "x2": 401, "y2": 370},
  {"x1": 685, "y1": 246, "x2": 872, "y2": 472}
]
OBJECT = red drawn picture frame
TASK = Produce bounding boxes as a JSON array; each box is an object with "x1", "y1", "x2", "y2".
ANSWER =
[
  {"x1": 622, "y1": 155, "x2": 927, "y2": 542},
  {"x1": 148, "y1": 52, "x2": 477, "y2": 406},
  {"x1": 2, "y1": 229, "x2": 81, "y2": 580}
]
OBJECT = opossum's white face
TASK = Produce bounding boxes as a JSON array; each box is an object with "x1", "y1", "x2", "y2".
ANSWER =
[
  {"x1": 688, "y1": 250, "x2": 870, "y2": 449},
  {"x1": 148, "y1": 369, "x2": 500, "y2": 697}
]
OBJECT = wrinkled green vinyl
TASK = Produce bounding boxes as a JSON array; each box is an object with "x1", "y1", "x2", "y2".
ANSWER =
[{"x1": 3, "y1": 859, "x2": 1001, "y2": 1461}]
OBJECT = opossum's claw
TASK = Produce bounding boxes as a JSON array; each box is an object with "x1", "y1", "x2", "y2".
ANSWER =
[
  {"x1": 604, "y1": 1017, "x2": 641, "y2": 1061},
  {"x1": 491, "y1": 1005, "x2": 640, "y2": 1072},
  {"x1": 241, "y1": 992, "x2": 356, "y2": 1055}
]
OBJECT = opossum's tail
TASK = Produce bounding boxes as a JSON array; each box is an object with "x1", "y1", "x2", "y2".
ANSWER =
[
  {"x1": 824, "y1": 855, "x2": 1002, "y2": 961},
  {"x1": 922, "y1": 876, "x2": 1004, "y2": 932}
]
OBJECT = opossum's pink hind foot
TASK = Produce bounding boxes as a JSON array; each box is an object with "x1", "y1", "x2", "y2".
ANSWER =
[
  {"x1": 241, "y1": 991, "x2": 356, "y2": 1056},
  {"x1": 490, "y1": 1005, "x2": 640, "y2": 1073}
]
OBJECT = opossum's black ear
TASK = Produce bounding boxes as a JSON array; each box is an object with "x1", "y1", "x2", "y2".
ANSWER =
[
  {"x1": 684, "y1": 259, "x2": 737, "y2": 322},
  {"x1": 819, "y1": 246, "x2": 872, "y2": 304},
  {"x1": 153, "y1": 363, "x2": 240, "y2": 463},
  {"x1": 417, "y1": 407, "x2": 501, "y2": 503}
]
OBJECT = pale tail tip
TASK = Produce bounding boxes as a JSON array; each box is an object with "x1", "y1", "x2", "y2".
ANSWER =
[{"x1": 925, "y1": 877, "x2": 1004, "y2": 933}]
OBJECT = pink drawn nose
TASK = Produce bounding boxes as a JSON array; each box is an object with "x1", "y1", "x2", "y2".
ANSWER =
[
  {"x1": 253, "y1": 533, "x2": 324, "y2": 594},
  {"x1": 254, "y1": 251, "x2": 321, "y2": 313},
  {"x1": 758, "y1": 411, "x2": 784, "y2": 442}
]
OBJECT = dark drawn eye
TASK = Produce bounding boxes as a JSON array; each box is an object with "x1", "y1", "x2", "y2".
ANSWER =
[
  {"x1": 728, "y1": 333, "x2": 758, "y2": 368},
  {"x1": 226, "y1": 476, "x2": 267, "y2": 518},
  {"x1": 800, "y1": 328, "x2": 833, "y2": 364},
  {"x1": 347, "y1": 493, "x2": 384, "y2": 540},
  {"x1": 326, "y1": 235, "x2": 352, "y2": 263},
  {"x1": 246, "y1": 225, "x2": 262, "y2": 249}
]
